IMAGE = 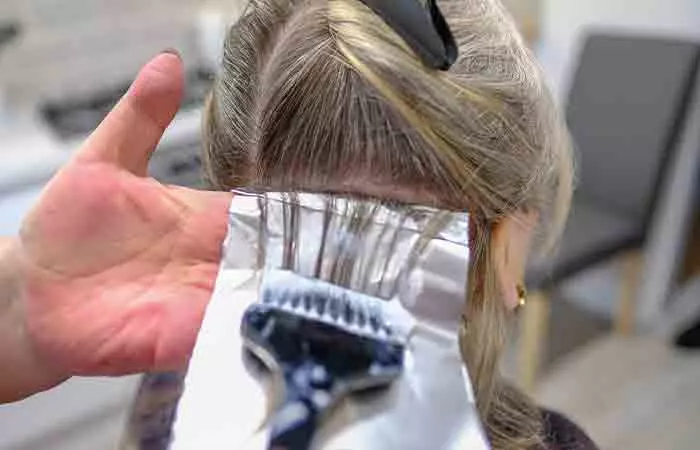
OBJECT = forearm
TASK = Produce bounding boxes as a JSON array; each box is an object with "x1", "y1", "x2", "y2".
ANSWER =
[{"x1": 0, "y1": 238, "x2": 65, "y2": 403}]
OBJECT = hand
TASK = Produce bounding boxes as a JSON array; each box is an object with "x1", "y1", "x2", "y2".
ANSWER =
[{"x1": 13, "y1": 52, "x2": 231, "y2": 392}]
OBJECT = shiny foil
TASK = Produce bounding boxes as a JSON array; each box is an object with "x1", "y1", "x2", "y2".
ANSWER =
[{"x1": 121, "y1": 192, "x2": 490, "y2": 449}]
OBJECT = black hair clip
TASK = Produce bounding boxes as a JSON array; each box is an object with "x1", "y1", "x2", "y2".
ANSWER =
[{"x1": 358, "y1": 0, "x2": 458, "y2": 71}]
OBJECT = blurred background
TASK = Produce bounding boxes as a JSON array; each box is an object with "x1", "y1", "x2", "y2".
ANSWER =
[{"x1": 0, "y1": 0, "x2": 699, "y2": 449}]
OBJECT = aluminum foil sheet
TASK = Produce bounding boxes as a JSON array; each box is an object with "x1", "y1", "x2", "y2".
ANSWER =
[{"x1": 121, "y1": 192, "x2": 490, "y2": 449}]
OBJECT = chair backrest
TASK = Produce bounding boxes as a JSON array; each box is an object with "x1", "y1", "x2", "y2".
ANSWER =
[{"x1": 567, "y1": 33, "x2": 700, "y2": 225}]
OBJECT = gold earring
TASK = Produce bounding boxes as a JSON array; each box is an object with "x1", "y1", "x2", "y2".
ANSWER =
[{"x1": 516, "y1": 284, "x2": 527, "y2": 309}]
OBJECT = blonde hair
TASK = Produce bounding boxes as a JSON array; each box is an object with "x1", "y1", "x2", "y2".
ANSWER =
[{"x1": 202, "y1": 0, "x2": 573, "y2": 448}]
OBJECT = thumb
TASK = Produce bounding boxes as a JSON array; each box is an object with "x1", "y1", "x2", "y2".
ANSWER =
[{"x1": 75, "y1": 51, "x2": 184, "y2": 176}]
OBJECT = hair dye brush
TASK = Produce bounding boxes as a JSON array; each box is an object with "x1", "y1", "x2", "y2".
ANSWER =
[{"x1": 241, "y1": 270, "x2": 412, "y2": 450}]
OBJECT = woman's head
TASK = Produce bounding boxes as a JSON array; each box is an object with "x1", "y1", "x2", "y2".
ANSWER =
[
  {"x1": 204, "y1": 0, "x2": 570, "y2": 215},
  {"x1": 202, "y1": 0, "x2": 572, "y2": 447}
]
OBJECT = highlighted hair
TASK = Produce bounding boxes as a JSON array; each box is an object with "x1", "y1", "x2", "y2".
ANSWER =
[{"x1": 202, "y1": 0, "x2": 573, "y2": 447}]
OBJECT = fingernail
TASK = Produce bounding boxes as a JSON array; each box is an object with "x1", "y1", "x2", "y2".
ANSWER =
[{"x1": 161, "y1": 48, "x2": 182, "y2": 59}]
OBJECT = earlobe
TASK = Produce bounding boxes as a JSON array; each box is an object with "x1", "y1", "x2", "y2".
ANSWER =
[
  {"x1": 493, "y1": 212, "x2": 538, "y2": 310},
  {"x1": 493, "y1": 218, "x2": 517, "y2": 310}
]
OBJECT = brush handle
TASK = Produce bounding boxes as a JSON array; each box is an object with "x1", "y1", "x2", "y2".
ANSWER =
[{"x1": 267, "y1": 362, "x2": 335, "y2": 450}]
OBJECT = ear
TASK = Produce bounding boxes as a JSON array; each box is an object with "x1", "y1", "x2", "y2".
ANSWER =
[{"x1": 492, "y1": 211, "x2": 539, "y2": 310}]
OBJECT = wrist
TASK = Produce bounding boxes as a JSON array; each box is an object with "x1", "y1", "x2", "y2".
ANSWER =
[{"x1": 0, "y1": 238, "x2": 67, "y2": 403}]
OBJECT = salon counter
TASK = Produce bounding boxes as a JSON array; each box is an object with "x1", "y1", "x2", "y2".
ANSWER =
[
  {"x1": 0, "y1": 105, "x2": 202, "y2": 194},
  {"x1": 0, "y1": 108, "x2": 74, "y2": 193}
]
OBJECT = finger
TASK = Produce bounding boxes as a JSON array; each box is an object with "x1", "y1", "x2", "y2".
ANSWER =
[{"x1": 76, "y1": 51, "x2": 185, "y2": 176}]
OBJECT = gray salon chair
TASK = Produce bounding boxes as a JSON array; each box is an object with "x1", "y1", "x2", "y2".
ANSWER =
[{"x1": 518, "y1": 33, "x2": 700, "y2": 389}]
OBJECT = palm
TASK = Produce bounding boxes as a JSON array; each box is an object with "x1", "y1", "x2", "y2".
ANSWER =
[
  {"x1": 14, "y1": 53, "x2": 231, "y2": 378},
  {"x1": 21, "y1": 162, "x2": 228, "y2": 376}
]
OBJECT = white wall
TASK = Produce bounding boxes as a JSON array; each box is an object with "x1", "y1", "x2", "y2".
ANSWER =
[
  {"x1": 538, "y1": 0, "x2": 700, "y2": 100},
  {"x1": 1, "y1": 0, "x2": 204, "y2": 103},
  {"x1": 0, "y1": 0, "x2": 247, "y2": 104}
]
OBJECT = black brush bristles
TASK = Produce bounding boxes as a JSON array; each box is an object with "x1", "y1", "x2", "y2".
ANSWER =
[{"x1": 241, "y1": 270, "x2": 412, "y2": 450}]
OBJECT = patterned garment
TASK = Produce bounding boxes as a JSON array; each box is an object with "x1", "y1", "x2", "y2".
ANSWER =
[
  {"x1": 541, "y1": 410, "x2": 599, "y2": 450},
  {"x1": 121, "y1": 374, "x2": 599, "y2": 450},
  {"x1": 121, "y1": 372, "x2": 186, "y2": 450}
]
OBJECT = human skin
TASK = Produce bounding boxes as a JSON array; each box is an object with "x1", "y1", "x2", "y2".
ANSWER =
[{"x1": 0, "y1": 52, "x2": 231, "y2": 403}]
